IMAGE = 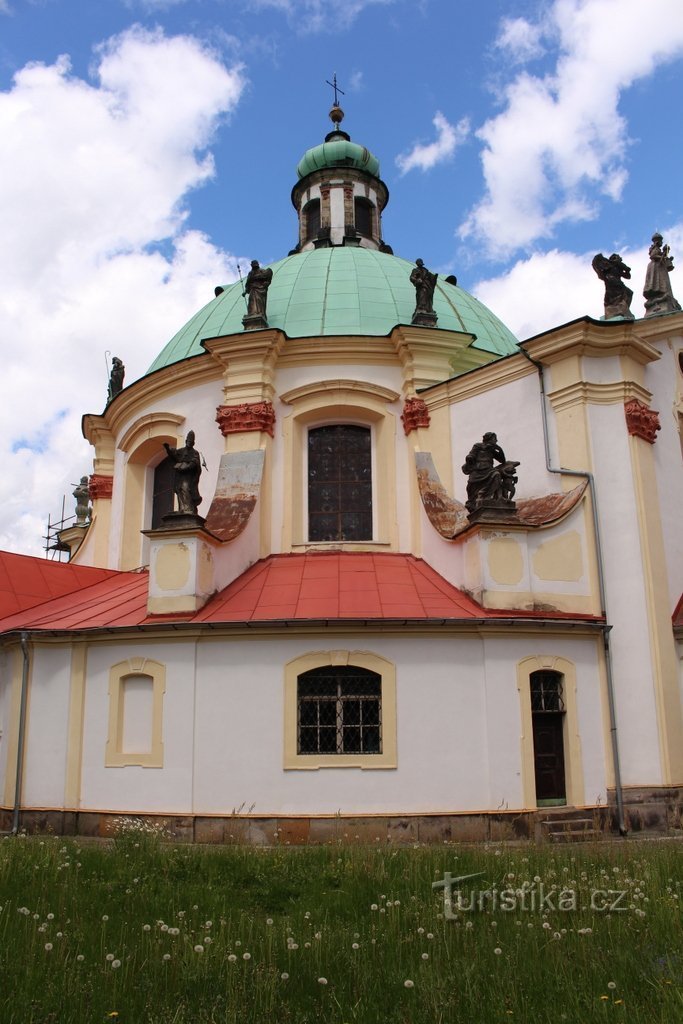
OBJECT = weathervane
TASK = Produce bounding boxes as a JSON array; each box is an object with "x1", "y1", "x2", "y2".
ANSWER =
[{"x1": 325, "y1": 73, "x2": 345, "y2": 107}]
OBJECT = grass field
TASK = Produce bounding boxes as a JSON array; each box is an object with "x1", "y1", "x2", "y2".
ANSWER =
[{"x1": 0, "y1": 828, "x2": 681, "y2": 1023}]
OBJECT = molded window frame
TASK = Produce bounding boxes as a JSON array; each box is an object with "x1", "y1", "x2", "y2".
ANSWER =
[
  {"x1": 280, "y1": 380, "x2": 399, "y2": 551},
  {"x1": 516, "y1": 655, "x2": 584, "y2": 808},
  {"x1": 284, "y1": 650, "x2": 397, "y2": 769},
  {"x1": 105, "y1": 657, "x2": 166, "y2": 768}
]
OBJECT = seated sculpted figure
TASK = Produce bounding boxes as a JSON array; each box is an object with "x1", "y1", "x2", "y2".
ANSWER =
[{"x1": 462, "y1": 432, "x2": 519, "y2": 511}]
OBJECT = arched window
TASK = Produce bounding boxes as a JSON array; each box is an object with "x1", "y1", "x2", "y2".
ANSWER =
[
  {"x1": 298, "y1": 665, "x2": 381, "y2": 755},
  {"x1": 304, "y1": 199, "x2": 321, "y2": 242},
  {"x1": 284, "y1": 650, "x2": 397, "y2": 769},
  {"x1": 354, "y1": 197, "x2": 374, "y2": 239},
  {"x1": 151, "y1": 456, "x2": 174, "y2": 528},
  {"x1": 308, "y1": 424, "x2": 372, "y2": 541}
]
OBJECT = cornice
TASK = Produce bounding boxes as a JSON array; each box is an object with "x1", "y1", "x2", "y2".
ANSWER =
[
  {"x1": 547, "y1": 380, "x2": 652, "y2": 412},
  {"x1": 419, "y1": 353, "x2": 534, "y2": 411},
  {"x1": 522, "y1": 316, "x2": 661, "y2": 366}
]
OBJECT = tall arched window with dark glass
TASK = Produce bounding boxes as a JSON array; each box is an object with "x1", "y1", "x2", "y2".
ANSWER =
[
  {"x1": 354, "y1": 197, "x2": 374, "y2": 239},
  {"x1": 303, "y1": 199, "x2": 321, "y2": 242},
  {"x1": 308, "y1": 424, "x2": 372, "y2": 541}
]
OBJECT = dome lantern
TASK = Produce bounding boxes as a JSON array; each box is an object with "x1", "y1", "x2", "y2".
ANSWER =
[{"x1": 291, "y1": 98, "x2": 391, "y2": 254}]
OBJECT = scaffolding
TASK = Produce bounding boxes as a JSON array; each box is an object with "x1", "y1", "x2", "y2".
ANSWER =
[{"x1": 43, "y1": 497, "x2": 76, "y2": 560}]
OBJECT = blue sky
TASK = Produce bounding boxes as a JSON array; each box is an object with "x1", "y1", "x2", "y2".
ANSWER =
[{"x1": 0, "y1": 0, "x2": 682, "y2": 554}]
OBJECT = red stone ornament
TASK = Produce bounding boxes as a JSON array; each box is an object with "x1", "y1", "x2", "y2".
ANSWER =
[
  {"x1": 401, "y1": 397, "x2": 431, "y2": 435},
  {"x1": 88, "y1": 474, "x2": 113, "y2": 500},
  {"x1": 624, "y1": 398, "x2": 661, "y2": 444},
  {"x1": 216, "y1": 401, "x2": 276, "y2": 437}
]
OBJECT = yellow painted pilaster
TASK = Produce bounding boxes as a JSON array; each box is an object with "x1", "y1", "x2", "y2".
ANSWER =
[
  {"x1": 64, "y1": 645, "x2": 88, "y2": 809},
  {"x1": 628, "y1": 433, "x2": 683, "y2": 783}
]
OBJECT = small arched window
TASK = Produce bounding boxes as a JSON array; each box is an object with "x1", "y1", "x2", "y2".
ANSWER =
[
  {"x1": 354, "y1": 197, "x2": 374, "y2": 239},
  {"x1": 308, "y1": 424, "x2": 372, "y2": 541},
  {"x1": 304, "y1": 199, "x2": 321, "y2": 242}
]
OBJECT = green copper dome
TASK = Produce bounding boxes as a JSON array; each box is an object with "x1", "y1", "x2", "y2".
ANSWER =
[
  {"x1": 148, "y1": 248, "x2": 519, "y2": 374},
  {"x1": 296, "y1": 136, "x2": 381, "y2": 179}
]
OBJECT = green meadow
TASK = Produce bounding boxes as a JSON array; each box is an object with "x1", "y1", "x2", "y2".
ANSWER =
[{"x1": 0, "y1": 829, "x2": 680, "y2": 1023}]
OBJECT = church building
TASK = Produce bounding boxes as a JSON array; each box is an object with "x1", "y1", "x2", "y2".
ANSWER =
[{"x1": 1, "y1": 105, "x2": 682, "y2": 843}]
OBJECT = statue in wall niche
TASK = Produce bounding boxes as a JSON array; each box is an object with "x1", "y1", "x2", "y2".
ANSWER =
[
  {"x1": 107, "y1": 356, "x2": 125, "y2": 404},
  {"x1": 410, "y1": 258, "x2": 438, "y2": 326},
  {"x1": 591, "y1": 253, "x2": 634, "y2": 320},
  {"x1": 163, "y1": 431, "x2": 202, "y2": 516},
  {"x1": 462, "y1": 432, "x2": 520, "y2": 515},
  {"x1": 643, "y1": 232, "x2": 682, "y2": 317},
  {"x1": 72, "y1": 476, "x2": 90, "y2": 524},
  {"x1": 242, "y1": 260, "x2": 273, "y2": 329}
]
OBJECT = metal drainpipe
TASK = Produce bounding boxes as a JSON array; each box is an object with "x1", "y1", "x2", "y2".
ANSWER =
[
  {"x1": 11, "y1": 632, "x2": 30, "y2": 836},
  {"x1": 519, "y1": 347, "x2": 628, "y2": 836}
]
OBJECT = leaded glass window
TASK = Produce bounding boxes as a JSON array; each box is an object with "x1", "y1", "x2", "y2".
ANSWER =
[
  {"x1": 308, "y1": 425, "x2": 372, "y2": 541},
  {"x1": 530, "y1": 671, "x2": 565, "y2": 713},
  {"x1": 297, "y1": 666, "x2": 382, "y2": 755}
]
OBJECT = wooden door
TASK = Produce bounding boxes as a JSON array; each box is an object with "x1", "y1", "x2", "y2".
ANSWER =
[{"x1": 532, "y1": 712, "x2": 566, "y2": 803}]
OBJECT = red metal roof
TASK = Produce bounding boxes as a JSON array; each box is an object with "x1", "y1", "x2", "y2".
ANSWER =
[
  {"x1": 193, "y1": 552, "x2": 487, "y2": 622},
  {"x1": 0, "y1": 551, "x2": 118, "y2": 619},
  {"x1": 0, "y1": 551, "x2": 603, "y2": 634}
]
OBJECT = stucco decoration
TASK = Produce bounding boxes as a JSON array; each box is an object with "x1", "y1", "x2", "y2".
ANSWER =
[
  {"x1": 624, "y1": 398, "x2": 661, "y2": 444},
  {"x1": 415, "y1": 452, "x2": 588, "y2": 538},
  {"x1": 88, "y1": 474, "x2": 113, "y2": 500},
  {"x1": 401, "y1": 397, "x2": 430, "y2": 434},
  {"x1": 415, "y1": 452, "x2": 469, "y2": 536},
  {"x1": 204, "y1": 449, "x2": 265, "y2": 542},
  {"x1": 216, "y1": 401, "x2": 275, "y2": 438}
]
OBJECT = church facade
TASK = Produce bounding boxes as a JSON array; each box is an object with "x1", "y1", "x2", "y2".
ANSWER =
[{"x1": 1, "y1": 109, "x2": 682, "y2": 843}]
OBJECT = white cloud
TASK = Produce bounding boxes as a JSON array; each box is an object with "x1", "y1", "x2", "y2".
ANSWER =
[
  {"x1": 396, "y1": 112, "x2": 470, "y2": 175},
  {"x1": 0, "y1": 27, "x2": 246, "y2": 555},
  {"x1": 349, "y1": 70, "x2": 364, "y2": 92},
  {"x1": 495, "y1": 16, "x2": 545, "y2": 63},
  {"x1": 472, "y1": 224, "x2": 683, "y2": 340},
  {"x1": 249, "y1": 0, "x2": 398, "y2": 33},
  {"x1": 462, "y1": 0, "x2": 683, "y2": 257}
]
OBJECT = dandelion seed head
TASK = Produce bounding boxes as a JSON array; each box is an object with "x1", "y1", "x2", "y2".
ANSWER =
[
  {"x1": 607, "y1": 981, "x2": 617, "y2": 990},
  {"x1": 404, "y1": 979, "x2": 414, "y2": 988},
  {"x1": 421, "y1": 953, "x2": 429, "y2": 960},
  {"x1": 194, "y1": 945, "x2": 204, "y2": 953},
  {"x1": 281, "y1": 971, "x2": 289, "y2": 979},
  {"x1": 243, "y1": 952, "x2": 251, "y2": 960},
  {"x1": 162, "y1": 954, "x2": 171, "y2": 962},
  {"x1": 44, "y1": 943, "x2": 53, "y2": 951},
  {"x1": 106, "y1": 953, "x2": 115, "y2": 961},
  {"x1": 228, "y1": 954, "x2": 237, "y2": 962},
  {"x1": 76, "y1": 954, "x2": 84, "y2": 962},
  {"x1": 494, "y1": 947, "x2": 502, "y2": 955},
  {"x1": 318, "y1": 977, "x2": 328, "y2": 985},
  {"x1": 112, "y1": 960, "x2": 121, "y2": 969}
]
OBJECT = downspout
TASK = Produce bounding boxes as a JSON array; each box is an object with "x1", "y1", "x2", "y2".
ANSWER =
[
  {"x1": 11, "y1": 632, "x2": 30, "y2": 836},
  {"x1": 519, "y1": 347, "x2": 627, "y2": 836}
]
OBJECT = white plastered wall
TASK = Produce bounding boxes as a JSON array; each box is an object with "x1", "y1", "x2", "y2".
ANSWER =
[{"x1": 21, "y1": 646, "x2": 72, "y2": 808}]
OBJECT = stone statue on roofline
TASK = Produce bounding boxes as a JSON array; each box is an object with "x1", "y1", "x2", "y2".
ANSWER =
[
  {"x1": 163, "y1": 431, "x2": 203, "y2": 519},
  {"x1": 107, "y1": 356, "x2": 125, "y2": 404},
  {"x1": 410, "y1": 258, "x2": 438, "y2": 327},
  {"x1": 643, "y1": 232, "x2": 681, "y2": 317},
  {"x1": 242, "y1": 260, "x2": 273, "y2": 331},
  {"x1": 591, "y1": 253, "x2": 634, "y2": 320},
  {"x1": 72, "y1": 476, "x2": 91, "y2": 524},
  {"x1": 462, "y1": 432, "x2": 520, "y2": 523}
]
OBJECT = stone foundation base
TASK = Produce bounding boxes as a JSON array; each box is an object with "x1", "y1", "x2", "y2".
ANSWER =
[
  {"x1": 607, "y1": 785, "x2": 683, "y2": 833},
  {"x1": 2, "y1": 793, "x2": 681, "y2": 844}
]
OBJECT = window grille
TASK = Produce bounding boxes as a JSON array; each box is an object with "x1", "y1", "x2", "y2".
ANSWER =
[
  {"x1": 297, "y1": 666, "x2": 381, "y2": 755},
  {"x1": 530, "y1": 670, "x2": 565, "y2": 713},
  {"x1": 308, "y1": 424, "x2": 372, "y2": 541}
]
